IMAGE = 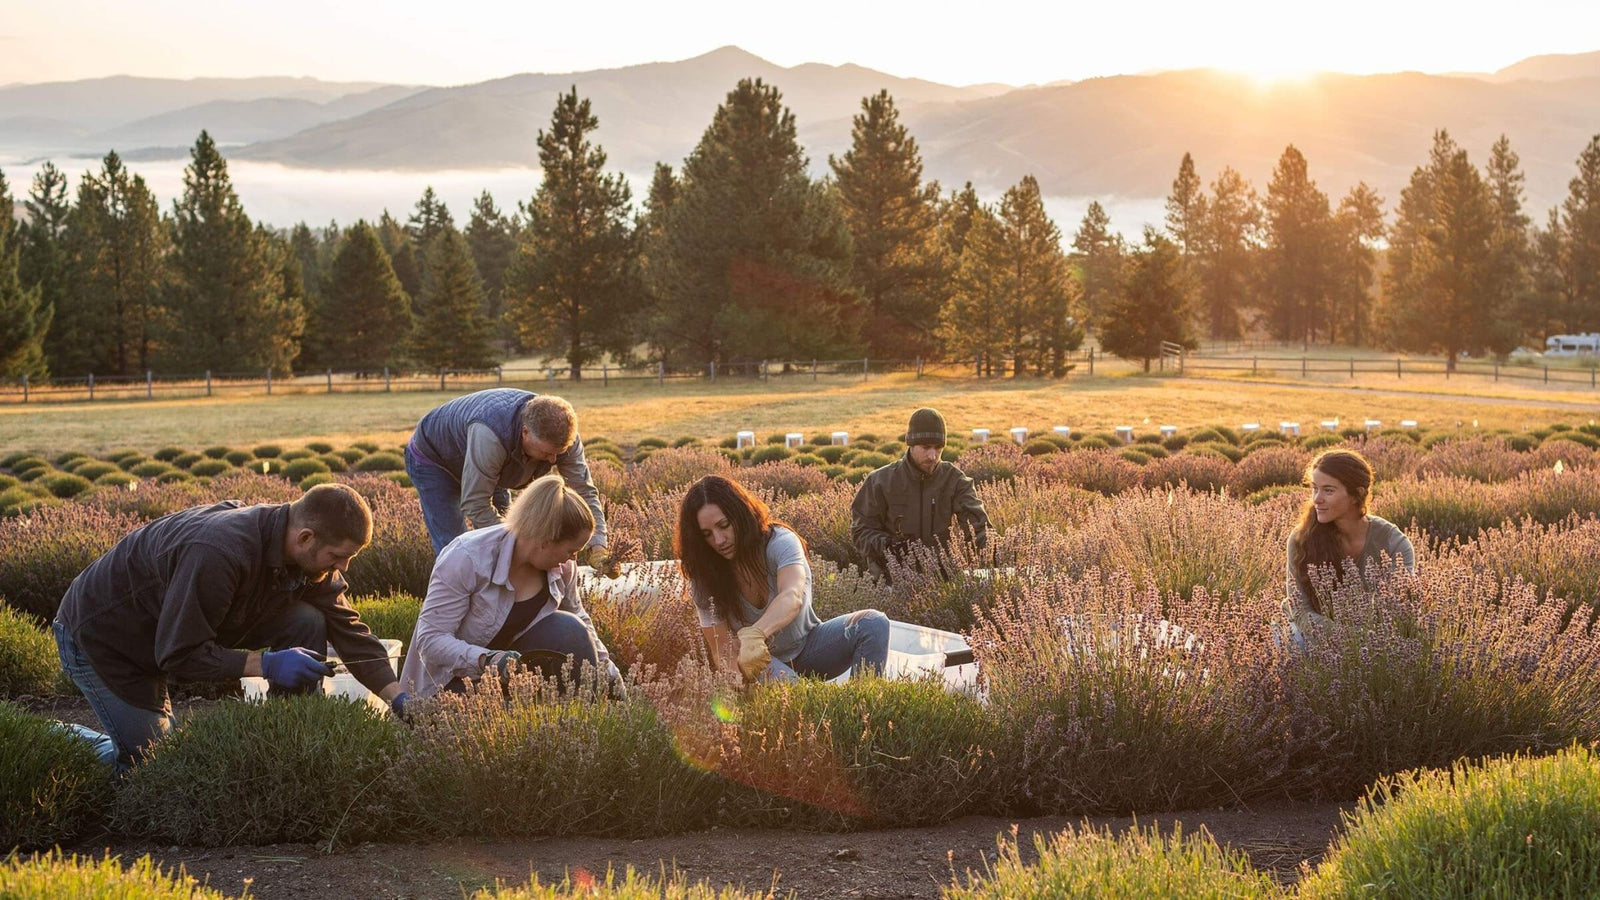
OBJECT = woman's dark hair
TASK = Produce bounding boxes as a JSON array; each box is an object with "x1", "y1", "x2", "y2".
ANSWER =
[
  {"x1": 675, "y1": 474, "x2": 800, "y2": 627},
  {"x1": 1290, "y1": 449, "x2": 1374, "y2": 613}
]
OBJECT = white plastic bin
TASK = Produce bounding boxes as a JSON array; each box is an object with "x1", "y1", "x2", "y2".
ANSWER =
[
  {"x1": 831, "y1": 619, "x2": 979, "y2": 697},
  {"x1": 241, "y1": 638, "x2": 402, "y2": 714}
]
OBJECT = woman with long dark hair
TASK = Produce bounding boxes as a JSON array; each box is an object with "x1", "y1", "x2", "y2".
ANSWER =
[
  {"x1": 1284, "y1": 448, "x2": 1415, "y2": 636},
  {"x1": 677, "y1": 474, "x2": 889, "y2": 682}
]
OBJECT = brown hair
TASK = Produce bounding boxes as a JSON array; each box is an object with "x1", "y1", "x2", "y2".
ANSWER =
[
  {"x1": 675, "y1": 474, "x2": 801, "y2": 627},
  {"x1": 290, "y1": 483, "x2": 373, "y2": 547},
  {"x1": 505, "y1": 473, "x2": 594, "y2": 548},
  {"x1": 522, "y1": 395, "x2": 577, "y2": 451},
  {"x1": 1290, "y1": 449, "x2": 1373, "y2": 612}
]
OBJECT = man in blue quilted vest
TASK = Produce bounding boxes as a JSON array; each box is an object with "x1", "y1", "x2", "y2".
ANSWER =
[{"x1": 405, "y1": 389, "x2": 612, "y2": 574}]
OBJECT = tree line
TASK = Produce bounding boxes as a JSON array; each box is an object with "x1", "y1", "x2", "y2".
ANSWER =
[{"x1": 3, "y1": 79, "x2": 1599, "y2": 380}]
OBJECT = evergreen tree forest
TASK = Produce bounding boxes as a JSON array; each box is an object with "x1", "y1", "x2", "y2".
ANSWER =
[{"x1": 3, "y1": 82, "x2": 1600, "y2": 382}]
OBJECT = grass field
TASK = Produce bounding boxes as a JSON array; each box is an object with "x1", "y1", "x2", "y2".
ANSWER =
[{"x1": 3, "y1": 370, "x2": 1597, "y2": 455}]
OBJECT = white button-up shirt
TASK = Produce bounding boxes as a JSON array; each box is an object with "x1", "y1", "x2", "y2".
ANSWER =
[{"x1": 400, "y1": 524, "x2": 609, "y2": 698}]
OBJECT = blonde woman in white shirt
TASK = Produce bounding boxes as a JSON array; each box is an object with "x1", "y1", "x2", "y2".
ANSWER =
[{"x1": 402, "y1": 473, "x2": 617, "y2": 698}]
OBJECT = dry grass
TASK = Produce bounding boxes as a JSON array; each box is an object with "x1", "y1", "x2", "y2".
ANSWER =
[{"x1": 3, "y1": 370, "x2": 1595, "y2": 456}]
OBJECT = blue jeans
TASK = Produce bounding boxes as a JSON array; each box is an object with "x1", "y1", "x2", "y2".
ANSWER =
[
  {"x1": 52, "y1": 601, "x2": 329, "y2": 775},
  {"x1": 406, "y1": 442, "x2": 509, "y2": 556},
  {"x1": 767, "y1": 610, "x2": 890, "y2": 682},
  {"x1": 443, "y1": 610, "x2": 603, "y2": 694}
]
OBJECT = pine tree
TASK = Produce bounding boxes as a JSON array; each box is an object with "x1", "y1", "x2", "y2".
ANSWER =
[
  {"x1": 992, "y1": 176, "x2": 1080, "y2": 376},
  {"x1": 464, "y1": 191, "x2": 516, "y2": 345},
  {"x1": 1165, "y1": 152, "x2": 1206, "y2": 261},
  {"x1": 407, "y1": 186, "x2": 454, "y2": 247},
  {"x1": 19, "y1": 162, "x2": 71, "y2": 344},
  {"x1": 1382, "y1": 130, "x2": 1507, "y2": 371},
  {"x1": 939, "y1": 203, "x2": 1007, "y2": 375},
  {"x1": 318, "y1": 221, "x2": 413, "y2": 370},
  {"x1": 376, "y1": 210, "x2": 421, "y2": 301},
  {"x1": 1327, "y1": 183, "x2": 1384, "y2": 346},
  {"x1": 505, "y1": 87, "x2": 639, "y2": 378},
  {"x1": 51, "y1": 153, "x2": 170, "y2": 376},
  {"x1": 1099, "y1": 229, "x2": 1194, "y2": 371},
  {"x1": 0, "y1": 170, "x2": 50, "y2": 377},
  {"x1": 1193, "y1": 167, "x2": 1260, "y2": 340},
  {"x1": 166, "y1": 131, "x2": 300, "y2": 374},
  {"x1": 829, "y1": 90, "x2": 945, "y2": 359},
  {"x1": 1484, "y1": 136, "x2": 1534, "y2": 347},
  {"x1": 651, "y1": 78, "x2": 857, "y2": 367},
  {"x1": 1262, "y1": 145, "x2": 1333, "y2": 345},
  {"x1": 1557, "y1": 134, "x2": 1600, "y2": 331},
  {"x1": 1069, "y1": 200, "x2": 1124, "y2": 331},
  {"x1": 940, "y1": 182, "x2": 982, "y2": 259},
  {"x1": 412, "y1": 226, "x2": 494, "y2": 370}
]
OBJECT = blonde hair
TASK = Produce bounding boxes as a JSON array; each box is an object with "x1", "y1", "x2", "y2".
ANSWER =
[
  {"x1": 505, "y1": 473, "x2": 593, "y2": 547},
  {"x1": 522, "y1": 395, "x2": 577, "y2": 451}
]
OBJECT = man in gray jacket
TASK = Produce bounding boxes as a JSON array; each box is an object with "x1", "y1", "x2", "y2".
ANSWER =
[
  {"x1": 405, "y1": 389, "x2": 613, "y2": 573},
  {"x1": 53, "y1": 483, "x2": 404, "y2": 773},
  {"x1": 850, "y1": 408, "x2": 991, "y2": 581}
]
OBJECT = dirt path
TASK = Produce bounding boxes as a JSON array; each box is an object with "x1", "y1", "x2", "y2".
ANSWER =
[{"x1": 97, "y1": 800, "x2": 1350, "y2": 899}]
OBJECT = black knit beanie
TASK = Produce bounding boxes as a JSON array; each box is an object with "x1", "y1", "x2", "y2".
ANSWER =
[{"x1": 905, "y1": 408, "x2": 947, "y2": 446}]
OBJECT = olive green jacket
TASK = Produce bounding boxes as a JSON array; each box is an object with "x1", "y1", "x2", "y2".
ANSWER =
[{"x1": 850, "y1": 455, "x2": 990, "y2": 578}]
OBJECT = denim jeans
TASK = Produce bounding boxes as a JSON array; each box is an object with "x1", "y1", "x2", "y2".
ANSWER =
[
  {"x1": 406, "y1": 442, "x2": 510, "y2": 556},
  {"x1": 53, "y1": 618, "x2": 168, "y2": 775},
  {"x1": 53, "y1": 601, "x2": 329, "y2": 775},
  {"x1": 766, "y1": 609, "x2": 891, "y2": 682},
  {"x1": 442, "y1": 610, "x2": 609, "y2": 695}
]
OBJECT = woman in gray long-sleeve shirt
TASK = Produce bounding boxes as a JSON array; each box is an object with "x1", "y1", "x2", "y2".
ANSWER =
[{"x1": 1283, "y1": 449, "x2": 1416, "y2": 638}]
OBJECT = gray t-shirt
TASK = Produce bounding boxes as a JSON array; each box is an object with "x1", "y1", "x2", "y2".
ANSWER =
[
  {"x1": 1284, "y1": 514, "x2": 1415, "y2": 628},
  {"x1": 691, "y1": 526, "x2": 821, "y2": 663}
]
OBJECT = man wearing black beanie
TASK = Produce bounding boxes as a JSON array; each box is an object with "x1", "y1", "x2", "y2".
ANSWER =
[{"x1": 850, "y1": 407, "x2": 991, "y2": 581}]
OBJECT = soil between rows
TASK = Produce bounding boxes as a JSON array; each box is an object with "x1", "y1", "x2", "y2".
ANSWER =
[{"x1": 76, "y1": 800, "x2": 1350, "y2": 899}]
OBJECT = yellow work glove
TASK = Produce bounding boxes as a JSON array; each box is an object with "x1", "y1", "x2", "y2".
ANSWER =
[
  {"x1": 581, "y1": 545, "x2": 622, "y2": 579},
  {"x1": 735, "y1": 626, "x2": 771, "y2": 682}
]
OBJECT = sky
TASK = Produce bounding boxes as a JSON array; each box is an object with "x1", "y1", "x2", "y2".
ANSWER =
[{"x1": 2, "y1": 0, "x2": 1598, "y2": 87}]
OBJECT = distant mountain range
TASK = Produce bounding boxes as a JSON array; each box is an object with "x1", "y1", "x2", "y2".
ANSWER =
[{"x1": 3, "y1": 47, "x2": 1599, "y2": 216}]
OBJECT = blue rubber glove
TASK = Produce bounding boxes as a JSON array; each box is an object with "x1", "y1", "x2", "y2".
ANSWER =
[
  {"x1": 389, "y1": 691, "x2": 411, "y2": 718},
  {"x1": 261, "y1": 647, "x2": 332, "y2": 690}
]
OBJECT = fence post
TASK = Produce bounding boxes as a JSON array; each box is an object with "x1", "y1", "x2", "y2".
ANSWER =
[
  {"x1": 658, "y1": 361, "x2": 664, "y2": 387},
  {"x1": 326, "y1": 368, "x2": 333, "y2": 393},
  {"x1": 88, "y1": 372, "x2": 94, "y2": 401},
  {"x1": 384, "y1": 366, "x2": 391, "y2": 392},
  {"x1": 266, "y1": 369, "x2": 272, "y2": 395},
  {"x1": 21, "y1": 374, "x2": 27, "y2": 403},
  {"x1": 145, "y1": 370, "x2": 153, "y2": 399},
  {"x1": 205, "y1": 370, "x2": 212, "y2": 396}
]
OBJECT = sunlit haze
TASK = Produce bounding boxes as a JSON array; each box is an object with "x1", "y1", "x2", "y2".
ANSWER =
[{"x1": 3, "y1": 0, "x2": 1596, "y2": 87}]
